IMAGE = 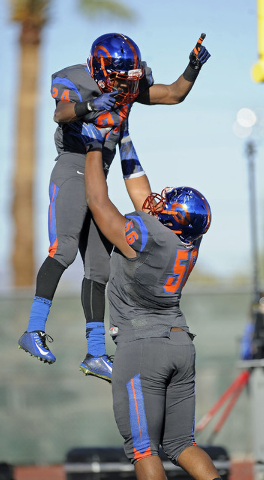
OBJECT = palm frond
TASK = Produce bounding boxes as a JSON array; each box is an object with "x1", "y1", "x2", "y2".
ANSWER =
[
  {"x1": 10, "y1": 0, "x2": 50, "y2": 24},
  {"x1": 79, "y1": 0, "x2": 136, "y2": 20}
]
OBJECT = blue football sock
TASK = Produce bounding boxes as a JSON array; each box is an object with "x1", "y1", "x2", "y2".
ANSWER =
[
  {"x1": 27, "y1": 296, "x2": 52, "y2": 332},
  {"x1": 86, "y1": 321, "x2": 106, "y2": 357}
]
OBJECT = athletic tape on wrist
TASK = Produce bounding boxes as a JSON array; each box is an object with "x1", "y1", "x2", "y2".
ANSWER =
[
  {"x1": 74, "y1": 101, "x2": 91, "y2": 117},
  {"x1": 183, "y1": 64, "x2": 200, "y2": 83}
]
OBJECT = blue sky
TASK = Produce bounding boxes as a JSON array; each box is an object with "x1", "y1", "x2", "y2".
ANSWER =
[{"x1": 1, "y1": 0, "x2": 264, "y2": 290}]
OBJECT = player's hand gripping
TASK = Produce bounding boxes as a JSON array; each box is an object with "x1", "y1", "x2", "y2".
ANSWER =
[
  {"x1": 82, "y1": 123, "x2": 111, "y2": 151},
  {"x1": 88, "y1": 91, "x2": 118, "y2": 112},
  {"x1": 189, "y1": 33, "x2": 211, "y2": 70}
]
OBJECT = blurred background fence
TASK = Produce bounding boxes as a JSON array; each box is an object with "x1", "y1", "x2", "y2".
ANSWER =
[{"x1": 0, "y1": 285, "x2": 253, "y2": 466}]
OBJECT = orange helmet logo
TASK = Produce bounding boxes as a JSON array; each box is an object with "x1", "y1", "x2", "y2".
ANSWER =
[
  {"x1": 165, "y1": 202, "x2": 191, "y2": 225},
  {"x1": 94, "y1": 45, "x2": 112, "y2": 67}
]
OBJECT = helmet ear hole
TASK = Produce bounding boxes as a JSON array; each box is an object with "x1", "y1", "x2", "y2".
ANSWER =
[{"x1": 164, "y1": 220, "x2": 174, "y2": 228}]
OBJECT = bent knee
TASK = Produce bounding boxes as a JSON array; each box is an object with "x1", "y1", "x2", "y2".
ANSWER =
[
  {"x1": 52, "y1": 238, "x2": 79, "y2": 267},
  {"x1": 162, "y1": 439, "x2": 195, "y2": 466},
  {"x1": 85, "y1": 263, "x2": 110, "y2": 285}
]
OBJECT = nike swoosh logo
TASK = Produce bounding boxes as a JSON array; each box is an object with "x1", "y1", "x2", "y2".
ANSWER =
[
  {"x1": 102, "y1": 360, "x2": 112, "y2": 372},
  {"x1": 77, "y1": 171, "x2": 84, "y2": 175},
  {"x1": 35, "y1": 343, "x2": 49, "y2": 356}
]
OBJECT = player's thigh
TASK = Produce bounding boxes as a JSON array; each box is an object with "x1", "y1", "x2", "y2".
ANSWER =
[
  {"x1": 49, "y1": 155, "x2": 88, "y2": 264},
  {"x1": 162, "y1": 336, "x2": 196, "y2": 463},
  {"x1": 83, "y1": 216, "x2": 113, "y2": 283},
  {"x1": 112, "y1": 340, "x2": 168, "y2": 463}
]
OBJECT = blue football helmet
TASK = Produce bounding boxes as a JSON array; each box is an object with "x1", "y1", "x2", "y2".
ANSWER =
[
  {"x1": 142, "y1": 187, "x2": 211, "y2": 243},
  {"x1": 87, "y1": 33, "x2": 144, "y2": 105}
]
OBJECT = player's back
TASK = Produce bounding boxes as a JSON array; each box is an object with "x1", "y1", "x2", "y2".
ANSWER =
[{"x1": 108, "y1": 211, "x2": 201, "y2": 343}]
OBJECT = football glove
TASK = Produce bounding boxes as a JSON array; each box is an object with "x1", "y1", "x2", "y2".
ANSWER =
[
  {"x1": 189, "y1": 34, "x2": 211, "y2": 70},
  {"x1": 88, "y1": 91, "x2": 118, "y2": 112}
]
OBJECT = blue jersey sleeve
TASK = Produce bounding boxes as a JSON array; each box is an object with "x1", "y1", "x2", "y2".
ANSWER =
[
  {"x1": 125, "y1": 214, "x2": 149, "y2": 253},
  {"x1": 51, "y1": 74, "x2": 82, "y2": 103},
  {"x1": 119, "y1": 118, "x2": 145, "y2": 179}
]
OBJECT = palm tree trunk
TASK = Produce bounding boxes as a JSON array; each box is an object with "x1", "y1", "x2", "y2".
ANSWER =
[
  {"x1": 10, "y1": 0, "x2": 133, "y2": 287},
  {"x1": 12, "y1": 22, "x2": 40, "y2": 287}
]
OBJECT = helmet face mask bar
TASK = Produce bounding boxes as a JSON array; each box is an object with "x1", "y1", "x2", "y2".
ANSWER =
[
  {"x1": 105, "y1": 69, "x2": 143, "y2": 105},
  {"x1": 142, "y1": 187, "x2": 212, "y2": 244},
  {"x1": 87, "y1": 33, "x2": 144, "y2": 106}
]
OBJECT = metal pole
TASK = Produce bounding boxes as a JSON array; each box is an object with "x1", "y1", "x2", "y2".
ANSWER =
[
  {"x1": 245, "y1": 140, "x2": 260, "y2": 302},
  {"x1": 244, "y1": 141, "x2": 264, "y2": 479}
]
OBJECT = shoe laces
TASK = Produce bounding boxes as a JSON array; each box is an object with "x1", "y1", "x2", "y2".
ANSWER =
[
  {"x1": 105, "y1": 354, "x2": 114, "y2": 363},
  {"x1": 85, "y1": 354, "x2": 114, "y2": 363},
  {"x1": 37, "y1": 331, "x2": 54, "y2": 348}
]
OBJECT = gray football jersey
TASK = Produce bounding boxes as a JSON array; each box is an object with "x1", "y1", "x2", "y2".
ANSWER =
[
  {"x1": 108, "y1": 211, "x2": 202, "y2": 343},
  {"x1": 51, "y1": 62, "x2": 154, "y2": 172}
]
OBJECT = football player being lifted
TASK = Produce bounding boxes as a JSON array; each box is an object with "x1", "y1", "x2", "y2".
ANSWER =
[{"x1": 18, "y1": 32, "x2": 210, "y2": 382}]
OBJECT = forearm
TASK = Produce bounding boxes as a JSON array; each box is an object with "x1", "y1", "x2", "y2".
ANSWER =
[
  {"x1": 54, "y1": 90, "x2": 120, "y2": 124},
  {"x1": 85, "y1": 149, "x2": 131, "y2": 255},
  {"x1": 85, "y1": 150, "x2": 109, "y2": 210},
  {"x1": 169, "y1": 73, "x2": 197, "y2": 101},
  {"x1": 53, "y1": 100, "x2": 99, "y2": 124},
  {"x1": 148, "y1": 74, "x2": 195, "y2": 105},
  {"x1": 139, "y1": 34, "x2": 210, "y2": 106},
  {"x1": 124, "y1": 174, "x2": 151, "y2": 211},
  {"x1": 53, "y1": 101, "x2": 78, "y2": 123},
  {"x1": 119, "y1": 121, "x2": 146, "y2": 179},
  {"x1": 118, "y1": 119, "x2": 151, "y2": 209}
]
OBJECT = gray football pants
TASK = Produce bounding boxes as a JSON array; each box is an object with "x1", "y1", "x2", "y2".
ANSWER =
[
  {"x1": 48, "y1": 152, "x2": 112, "y2": 283},
  {"x1": 112, "y1": 331, "x2": 196, "y2": 465}
]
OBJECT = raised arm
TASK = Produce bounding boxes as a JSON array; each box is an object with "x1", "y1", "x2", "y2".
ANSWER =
[
  {"x1": 124, "y1": 175, "x2": 151, "y2": 211},
  {"x1": 85, "y1": 148, "x2": 136, "y2": 259},
  {"x1": 144, "y1": 75, "x2": 195, "y2": 105},
  {"x1": 137, "y1": 33, "x2": 210, "y2": 105},
  {"x1": 83, "y1": 125, "x2": 136, "y2": 258},
  {"x1": 119, "y1": 117, "x2": 152, "y2": 210}
]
